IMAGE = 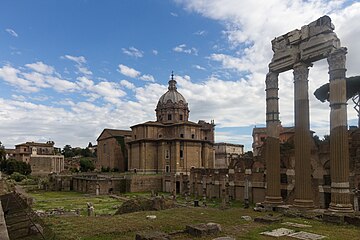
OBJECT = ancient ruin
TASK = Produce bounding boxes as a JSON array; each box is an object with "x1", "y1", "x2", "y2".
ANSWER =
[{"x1": 265, "y1": 15, "x2": 353, "y2": 212}]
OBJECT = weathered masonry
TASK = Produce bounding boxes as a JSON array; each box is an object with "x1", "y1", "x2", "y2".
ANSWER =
[{"x1": 265, "y1": 15, "x2": 353, "y2": 212}]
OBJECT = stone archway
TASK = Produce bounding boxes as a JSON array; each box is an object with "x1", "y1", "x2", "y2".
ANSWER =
[{"x1": 264, "y1": 15, "x2": 353, "y2": 212}]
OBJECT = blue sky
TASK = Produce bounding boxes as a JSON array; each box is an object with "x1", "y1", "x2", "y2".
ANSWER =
[{"x1": 1, "y1": 0, "x2": 360, "y2": 150}]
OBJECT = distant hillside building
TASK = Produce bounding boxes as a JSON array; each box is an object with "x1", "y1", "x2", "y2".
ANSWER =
[
  {"x1": 252, "y1": 125, "x2": 295, "y2": 156},
  {"x1": 128, "y1": 74, "x2": 215, "y2": 174},
  {"x1": 13, "y1": 141, "x2": 64, "y2": 175},
  {"x1": 96, "y1": 129, "x2": 132, "y2": 172},
  {"x1": 214, "y1": 142, "x2": 244, "y2": 168}
]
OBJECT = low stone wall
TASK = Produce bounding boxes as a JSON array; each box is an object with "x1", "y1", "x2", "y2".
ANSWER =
[
  {"x1": 50, "y1": 173, "x2": 162, "y2": 194},
  {"x1": 0, "y1": 195, "x2": 9, "y2": 240}
]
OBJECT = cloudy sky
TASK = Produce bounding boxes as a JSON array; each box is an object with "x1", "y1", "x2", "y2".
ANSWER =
[{"x1": 1, "y1": 0, "x2": 359, "y2": 150}]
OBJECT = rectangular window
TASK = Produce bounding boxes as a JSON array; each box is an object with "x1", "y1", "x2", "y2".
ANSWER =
[
  {"x1": 180, "y1": 150, "x2": 183, "y2": 159},
  {"x1": 180, "y1": 114, "x2": 183, "y2": 120},
  {"x1": 168, "y1": 114, "x2": 172, "y2": 120},
  {"x1": 191, "y1": 134, "x2": 195, "y2": 139},
  {"x1": 180, "y1": 134, "x2": 184, "y2": 138},
  {"x1": 166, "y1": 165, "x2": 170, "y2": 173}
]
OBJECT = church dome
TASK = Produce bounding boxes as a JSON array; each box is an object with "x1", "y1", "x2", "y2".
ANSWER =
[
  {"x1": 158, "y1": 79, "x2": 187, "y2": 105},
  {"x1": 155, "y1": 73, "x2": 189, "y2": 123}
]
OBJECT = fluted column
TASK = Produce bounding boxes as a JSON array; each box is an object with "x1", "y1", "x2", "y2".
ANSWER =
[
  {"x1": 264, "y1": 71, "x2": 283, "y2": 205},
  {"x1": 293, "y1": 62, "x2": 314, "y2": 209},
  {"x1": 328, "y1": 47, "x2": 353, "y2": 212}
]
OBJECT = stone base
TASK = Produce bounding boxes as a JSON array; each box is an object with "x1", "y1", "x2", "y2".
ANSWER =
[
  {"x1": 264, "y1": 196, "x2": 283, "y2": 206},
  {"x1": 328, "y1": 203, "x2": 354, "y2": 213},
  {"x1": 185, "y1": 223, "x2": 221, "y2": 237},
  {"x1": 293, "y1": 199, "x2": 314, "y2": 210}
]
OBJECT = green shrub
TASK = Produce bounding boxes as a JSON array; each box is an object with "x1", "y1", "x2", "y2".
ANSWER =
[{"x1": 10, "y1": 172, "x2": 27, "y2": 182}]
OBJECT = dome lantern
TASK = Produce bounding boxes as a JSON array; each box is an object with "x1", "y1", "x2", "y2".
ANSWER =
[{"x1": 155, "y1": 72, "x2": 189, "y2": 123}]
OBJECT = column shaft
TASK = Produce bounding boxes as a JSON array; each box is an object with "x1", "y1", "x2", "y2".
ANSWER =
[
  {"x1": 264, "y1": 72, "x2": 282, "y2": 205},
  {"x1": 293, "y1": 63, "x2": 314, "y2": 208},
  {"x1": 328, "y1": 47, "x2": 353, "y2": 212}
]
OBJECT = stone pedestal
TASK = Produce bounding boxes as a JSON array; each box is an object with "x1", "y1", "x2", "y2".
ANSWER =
[
  {"x1": 293, "y1": 63, "x2": 314, "y2": 209},
  {"x1": 264, "y1": 72, "x2": 282, "y2": 205},
  {"x1": 327, "y1": 48, "x2": 353, "y2": 213}
]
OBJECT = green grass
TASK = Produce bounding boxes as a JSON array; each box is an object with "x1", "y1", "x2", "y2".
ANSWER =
[
  {"x1": 27, "y1": 191, "x2": 360, "y2": 240},
  {"x1": 28, "y1": 190, "x2": 122, "y2": 215}
]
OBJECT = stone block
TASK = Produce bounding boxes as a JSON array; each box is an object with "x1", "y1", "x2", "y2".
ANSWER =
[
  {"x1": 260, "y1": 228, "x2": 294, "y2": 237},
  {"x1": 282, "y1": 222, "x2": 312, "y2": 228},
  {"x1": 135, "y1": 231, "x2": 170, "y2": 240},
  {"x1": 288, "y1": 231, "x2": 326, "y2": 240},
  {"x1": 186, "y1": 223, "x2": 221, "y2": 237},
  {"x1": 254, "y1": 215, "x2": 283, "y2": 224},
  {"x1": 323, "y1": 212, "x2": 344, "y2": 224},
  {"x1": 344, "y1": 215, "x2": 360, "y2": 227}
]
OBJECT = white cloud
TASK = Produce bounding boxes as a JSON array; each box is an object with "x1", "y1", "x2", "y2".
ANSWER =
[
  {"x1": 5, "y1": 28, "x2": 18, "y2": 37},
  {"x1": 170, "y1": 12, "x2": 178, "y2": 17},
  {"x1": 25, "y1": 61, "x2": 54, "y2": 75},
  {"x1": 62, "y1": 55, "x2": 86, "y2": 65},
  {"x1": 62, "y1": 55, "x2": 92, "y2": 75},
  {"x1": 0, "y1": 65, "x2": 39, "y2": 92},
  {"x1": 193, "y1": 64, "x2": 206, "y2": 70},
  {"x1": 139, "y1": 74, "x2": 155, "y2": 82},
  {"x1": 152, "y1": 50, "x2": 158, "y2": 55},
  {"x1": 11, "y1": 94, "x2": 26, "y2": 101},
  {"x1": 118, "y1": 64, "x2": 141, "y2": 78},
  {"x1": 194, "y1": 30, "x2": 206, "y2": 36},
  {"x1": 120, "y1": 80, "x2": 135, "y2": 89},
  {"x1": 173, "y1": 44, "x2": 198, "y2": 55},
  {"x1": 122, "y1": 47, "x2": 144, "y2": 58}
]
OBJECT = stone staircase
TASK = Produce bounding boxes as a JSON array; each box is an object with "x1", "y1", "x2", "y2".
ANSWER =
[{"x1": 0, "y1": 192, "x2": 56, "y2": 240}]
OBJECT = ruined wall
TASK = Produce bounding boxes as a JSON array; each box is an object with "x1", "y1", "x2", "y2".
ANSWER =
[
  {"x1": 30, "y1": 155, "x2": 64, "y2": 175},
  {"x1": 127, "y1": 175, "x2": 162, "y2": 192}
]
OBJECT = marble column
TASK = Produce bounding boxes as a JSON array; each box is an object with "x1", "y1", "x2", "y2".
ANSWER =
[
  {"x1": 293, "y1": 62, "x2": 314, "y2": 209},
  {"x1": 264, "y1": 71, "x2": 283, "y2": 205},
  {"x1": 328, "y1": 47, "x2": 353, "y2": 212}
]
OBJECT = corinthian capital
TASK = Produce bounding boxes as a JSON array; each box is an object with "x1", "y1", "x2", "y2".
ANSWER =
[
  {"x1": 293, "y1": 63, "x2": 310, "y2": 82},
  {"x1": 265, "y1": 72, "x2": 279, "y2": 89},
  {"x1": 328, "y1": 47, "x2": 347, "y2": 71}
]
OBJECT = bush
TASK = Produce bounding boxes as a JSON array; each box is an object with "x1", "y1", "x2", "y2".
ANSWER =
[
  {"x1": 10, "y1": 172, "x2": 27, "y2": 182},
  {"x1": 0, "y1": 159, "x2": 31, "y2": 175},
  {"x1": 80, "y1": 158, "x2": 95, "y2": 172},
  {"x1": 101, "y1": 166, "x2": 111, "y2": 172}
]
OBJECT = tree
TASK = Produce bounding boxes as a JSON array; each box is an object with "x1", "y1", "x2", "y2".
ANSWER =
[
  {"x1": 62, "y1": 145, "x2": 75, "y2": 158},
  {"x1": 0, "y1": 142, "x2": 6, "y2": 161},
  {"x1": 81, "y1": 148, "x2": 92, "y2": 157},
  {"x1": 80, "y1": 158, "x2": 95, "y2": 172},
  {"x1": 0, "y1": 159, "x2": 31, "y2": 175}
]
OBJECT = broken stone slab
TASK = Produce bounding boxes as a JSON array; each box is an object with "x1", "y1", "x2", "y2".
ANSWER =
[
  {"x1": 282, "y1": 222, "x2": 312, "y2": 228},
  {"x1": 186, "y1": 223, "x2": 221, "y2": 237},
  {"x1": 288, "y1": 231, "x2": 326, "y2": 240},
  {"x1": 260, "y1": 228, "x2": 295, "y2": 237},
  {"x1": 135, "y1": 231, "x2": 170, "y2": 240},
  {"x1": 241, "y1": 216, "x2": 252, "y2": 221},
  {"x1": 273, "y1": 205, "x2": 291, "y2": 212},
  {"x1": 254, "y1": 215, "x2": 283, "y2": 224}
]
